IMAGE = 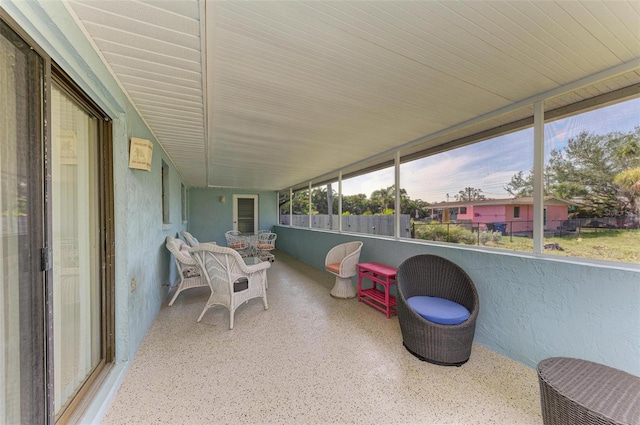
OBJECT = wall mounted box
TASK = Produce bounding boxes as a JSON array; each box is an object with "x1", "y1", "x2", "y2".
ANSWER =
[{"x1": 129, "y1": 137, "x2": 153, "y2": 171}]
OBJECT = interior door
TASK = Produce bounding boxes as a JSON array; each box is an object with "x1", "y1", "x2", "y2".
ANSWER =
[{"x1": 233, "y1": 195, "x2": 258, "y2": 234}]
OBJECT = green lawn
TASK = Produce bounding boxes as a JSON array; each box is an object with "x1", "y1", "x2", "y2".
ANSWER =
[{"x1": 489, "y1": 229, "x2": 640, "y2": 263}]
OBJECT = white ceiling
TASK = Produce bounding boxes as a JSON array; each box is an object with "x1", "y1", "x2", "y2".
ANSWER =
[{"x1": 66, "y1": 0, "x2": 640, "y2": 190}]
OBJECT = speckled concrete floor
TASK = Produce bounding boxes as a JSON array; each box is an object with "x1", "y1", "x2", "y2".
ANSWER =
[{"x1": 101, "y1": 250, "x2": 542, "y2": 425}]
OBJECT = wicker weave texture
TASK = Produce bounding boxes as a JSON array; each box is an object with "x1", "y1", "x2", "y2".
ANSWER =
[
  {"x1": 190, "y1": 244, "x2": 270, "y2": 329},
  {"x1": 538, "y1": 357, "x2": 640, "y2": 425},
  {"x1": 396, "y1": 254, "x2": 479, "y2": 366},
  {"x1": 325, "y1": 241, "x2": 363, "y2": 278}
]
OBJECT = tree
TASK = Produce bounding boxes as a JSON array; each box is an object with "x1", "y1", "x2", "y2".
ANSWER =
[
  {"x1": 401, "y1": 196, "x2": 430, "y2": 218},
  {"x1": 290, "y1": 190, "x2": 310, "y2": 215},
  {"x1": 614, "y1": 167, "x2": 640, "y2": 216},
  {"x1": 547, "y1": 128, "x2": 640, "y2": 217},
  {"x1": 326, "y1": 183, "x2": 334, "y2": 228},
  {"x1": 455, "y1": 187, "x2": 484, "y2": 201},
  {"x1": 505, "y1": 170, "x2": 534, "y2": 197},
  {"x1": 614, "y1": 167, "x2": 640, "y2": 194},
  {"x1": 278, "y1": 192, "x2": 291, "y2": 215},
  {"x1": 504, "y1": 127, "x2": 640, "y2": 217},
  {"x1": 370, "y1": 186, "x2": 395, "y2": 213},
  {"x1": 310, "y1": 186, "x2": 328, "y2": 214},
  {"x1": 341, "y1": 193, "x2": 370, "y2": 215}
]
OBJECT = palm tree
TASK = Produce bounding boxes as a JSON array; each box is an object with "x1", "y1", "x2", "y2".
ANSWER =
[
  {"x1": 614, "y1": 167, "x2": 640, "y2": 217},
  {"x1": 370, "y1": 185, "x2": 395, "y2": 213}
]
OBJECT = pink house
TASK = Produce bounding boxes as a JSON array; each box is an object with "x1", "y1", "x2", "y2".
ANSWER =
[{"x1": 427, "y1": 197, "x2": 572, "y2": 234}]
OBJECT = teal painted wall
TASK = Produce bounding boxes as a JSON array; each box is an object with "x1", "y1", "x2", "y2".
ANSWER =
[
  {"x1": 188, "y1": 188, "x2": 278, "y2": 245},
  {"x1": 274, "y1": 225, "x2": 640, "y2": 376}
]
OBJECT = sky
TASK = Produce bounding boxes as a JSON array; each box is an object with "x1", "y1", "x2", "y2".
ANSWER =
[{"x1": 342, "y1": 97, "x2": 640, "y2": 203}]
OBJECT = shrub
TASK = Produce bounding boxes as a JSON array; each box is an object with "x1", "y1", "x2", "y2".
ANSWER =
[
  {"x1": 415, "y1": 223, "x2": 476, "y2": 245},
  {"x1": 479, "y1": 230, "x2": 502, "y2": 245},
  {"x1": 415, "y1": 224, "x2": 448, "y2": 241},
  {"x1": 449, "y1": 225, "x2": 477, "y2": 245}
]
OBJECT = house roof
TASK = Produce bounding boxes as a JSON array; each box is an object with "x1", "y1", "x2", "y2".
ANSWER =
[
  {"x1": 64, "y1": 1, "x2": 640, "y2": 190},
  {"x1": 428, "y1": 196, "x2": 575, "y2": 209}
]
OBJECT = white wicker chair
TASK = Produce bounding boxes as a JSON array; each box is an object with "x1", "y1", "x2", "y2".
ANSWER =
[
  {"x1": 189, "y1": 244, "x2": 271, "y2": 329},
  {"x1": 225, "y1": 230, "x2": 250, "y2": 257},
  {"x1": 256, "y1": 232, "x2": 277, "y2": 262},
  {"x1": 165, "y1": 236, "x2": 208, "y2": 306},
  {"x1": 325, "y1": 241, "x2": 363, "y2": 299}
]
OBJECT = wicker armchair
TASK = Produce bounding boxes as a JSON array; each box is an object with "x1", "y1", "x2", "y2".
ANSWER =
[
  {"x1": 189, "y1": 244, "x2": 270, "y2": 329},
  {"x1": 165, "y1": 236, "x2": 208, "y2": 306},
  {"x1": 225, "y1": 230, "x2": 250, "y2": 257},
  {"x1": 325, "y1": 241, "x2": 363, "y2": 298},
  {"x1": 396, "y1": 254, "x2": 479, "y2": 366}
]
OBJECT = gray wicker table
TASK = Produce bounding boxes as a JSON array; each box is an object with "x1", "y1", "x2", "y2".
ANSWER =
[{"x1": 537, "y1": 357, "x2": 640, "y2": 425}]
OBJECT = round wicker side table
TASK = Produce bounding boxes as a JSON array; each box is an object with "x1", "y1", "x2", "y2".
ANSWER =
[{"x1": 537, "y1": 357, "x2": 640, "y2": 425}]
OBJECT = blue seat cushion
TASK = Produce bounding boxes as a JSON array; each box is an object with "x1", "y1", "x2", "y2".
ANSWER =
[{"x1": 406, "y1": 296, "x2": 471, "y2": 325}]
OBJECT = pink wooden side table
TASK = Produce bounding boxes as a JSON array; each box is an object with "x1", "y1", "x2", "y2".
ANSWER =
[{"x1": 357, "y1": 262, "x2": 397, "y2": 318}]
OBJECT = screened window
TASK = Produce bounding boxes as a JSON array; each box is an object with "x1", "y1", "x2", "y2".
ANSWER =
[
  {"x1": 543, "y1": 97, "x2": 640, "y2": 263},
  {"x1": 181, "y1": 183, "x2": 187, "y2": 222},
  {"x1": 342, "y1": 164, "x2": 396, "y2": 237},
  {"x1": 400, "y1": 126, "x2": 534, "y2": 248},
  {"x1": 311, "y1": 180, "x2": 339, "y2": 231},
  {"x1": 278, "y1": 190, "x2": 291, "y2": 225},
  {"x1": 280, "y1": 94, "x2": 638, "y2": 264},
  {"x1": 290, "y1": 189, "x2": 309, "y2": 228},
  {"x1": 161, "y1": 160, "x2": 169, "y2": 223}
]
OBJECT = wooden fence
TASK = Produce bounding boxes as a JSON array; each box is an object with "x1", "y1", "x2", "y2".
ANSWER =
[{"x1": 280, "y1": 214, "x2": 411, "y2": 238}]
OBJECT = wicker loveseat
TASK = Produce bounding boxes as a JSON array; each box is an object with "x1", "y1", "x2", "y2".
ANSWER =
[{"x1": 396, "y1": 254, "x2": 479, "y2": 366}]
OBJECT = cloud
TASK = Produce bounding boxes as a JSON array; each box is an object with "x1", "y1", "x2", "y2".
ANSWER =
[{"x1": 332, "y1": 98, "x2": 639, "y2": 204}]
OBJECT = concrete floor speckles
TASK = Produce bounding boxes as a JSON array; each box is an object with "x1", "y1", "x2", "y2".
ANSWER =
[{"x1": 101, "y1": 250, "x2": 542, "y2": 425}]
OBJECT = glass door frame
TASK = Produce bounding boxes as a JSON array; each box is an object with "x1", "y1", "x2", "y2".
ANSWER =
[{"x1": 49, "y1": 64, "x2": 114, "y2": 424}]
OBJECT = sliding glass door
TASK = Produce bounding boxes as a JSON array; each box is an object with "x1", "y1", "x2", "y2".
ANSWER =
[
  {"x1": 1, "y1": 14, "x2": 114, "y2": 424},
  {"x1": 0, "y1": 18, "x2": 47, "y2": 425},
  {"x1": 51, "y1": 83, "x2": 103, "y2": 421}
]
